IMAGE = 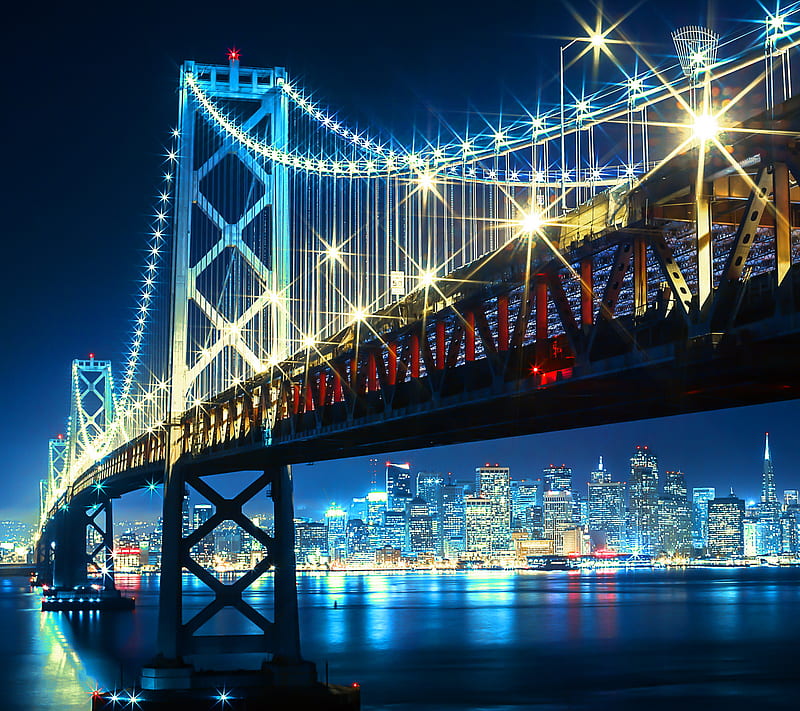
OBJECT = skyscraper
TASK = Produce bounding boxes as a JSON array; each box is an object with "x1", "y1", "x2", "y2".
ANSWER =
[
  {"x1": 464, "y1": 496, "x2": 494, "y2": 554},
  {"x1": 590, "y1": 456, "x2": 611, "y2": 484},
  {"x1": 416, "y1": 472, "x2": 444, "y2": 555},
  {"x1": 475, "y1": 466, "x2": 512, "y2": 550},
  {"x1": 441, "y1": 482, "x2": 466, "y2": 555},
  {"x1": 510, "y1": 479, "x2": 541, "y2": 529},
  {"x1": 587, "y1": 460, "x2": 626, "y2": 551},
  {"x1": 757, "y1": 433, "x2": 781, "y2": 555},
  {"x1": 386, "y1": 462, "x2": 412, "y2": 512},
  {"x1": 762, "y1": 433, "x2": 777, "y2": 504},
  {"x1": 629, "y1": 445, "x2": 659, "y2": 554},
  {"x1": 345, "y1": 519, "x2": 371, "y2": 563},
  {"x1": 408, "y1": 496, "x2": 435, "y2": 555},
  {"x1": 543, "y1": 465, "x2": 572, "y2": 492},
  {"x1": 325, "y1": 503, "x2": 348, "y2": 561},
  {"x1": 658, "y1": 471, "x2": 691, "y2": 556},
  {"x1": 708, "y1": 492, "x2": 745, "y2": 558},
  {"x1": 543, "y1": 490, "x2": 575, "y2": 554},
  {"x1": 692, "y1": 487, "x2": 716, "y2": 552},
  {"x1": 192, "y1": 503, "x2": 214, "y2": 562}
]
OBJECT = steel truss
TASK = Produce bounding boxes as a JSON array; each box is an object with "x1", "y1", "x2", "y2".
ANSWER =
[{"x1": 146, "y1": 463, "x2": 309, "y2": 684}]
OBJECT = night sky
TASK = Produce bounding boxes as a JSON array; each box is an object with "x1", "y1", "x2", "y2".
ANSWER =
[{"x1": 3, "y1": 0, "x2": 798, "y2": 523}]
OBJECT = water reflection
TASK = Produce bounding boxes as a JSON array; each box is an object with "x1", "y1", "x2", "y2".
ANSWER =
[{"x1": 3, "y1": 568, "x2": 800, "y2": 709}]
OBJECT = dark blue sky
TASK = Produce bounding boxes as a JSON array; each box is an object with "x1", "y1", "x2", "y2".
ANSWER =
[{"x1": 3, "y1": 0, "x2": 798, "y2": 523}]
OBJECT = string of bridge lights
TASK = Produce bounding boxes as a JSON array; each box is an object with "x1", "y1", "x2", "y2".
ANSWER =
[{"x1": 43, "y1": 4, "x2": 800, "y2": 520}]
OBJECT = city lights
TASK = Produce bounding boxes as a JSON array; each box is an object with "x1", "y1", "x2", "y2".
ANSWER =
[{"x1": 519, "y1": 211, "x2": 544, "y2": 233}]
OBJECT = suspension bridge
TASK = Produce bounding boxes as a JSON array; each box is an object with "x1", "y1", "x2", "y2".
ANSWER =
[{"x1": 32, "y1": 8, "x2": 800, "y2": 708}]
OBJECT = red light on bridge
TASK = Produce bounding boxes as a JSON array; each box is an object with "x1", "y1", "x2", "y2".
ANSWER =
[
  {"x1": 227, "y1": 47, "x2": 241, "y2": 61},
  {"x1": 57, "y1": 433, "x2": 64, "y2": 440},
  {"x1": 88, "y1": 353, "x2": 95, "y2": 359}
]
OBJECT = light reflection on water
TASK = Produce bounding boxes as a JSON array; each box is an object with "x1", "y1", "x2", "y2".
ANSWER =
[{"x1": 2, "y1": 568, "x2": 800, "y2": 709}]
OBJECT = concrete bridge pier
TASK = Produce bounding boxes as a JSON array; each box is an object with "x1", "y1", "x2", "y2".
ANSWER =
[{"x1": 51, "y1": 505, "x2": 88, "y2": 590}]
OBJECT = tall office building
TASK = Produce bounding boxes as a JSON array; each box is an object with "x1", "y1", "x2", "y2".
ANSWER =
[
  {"x1": 366, "y1": 491, "x2": 388, "y2": 549},
  {"x1": 543, "y1": 490, "x2": 575, "y2": 554},
  {"x1": 543, "y1": 465, "x2": 572, "y2": 492},
  {"x1": 762, "y1": 433, "x2": 777, "y2": 504},
  {"x1": 192, "y1": 503, "x2": 214, "y2": 562},
  {"x1": 296, "y1": 521, "x2": 327, "y2": 564},
  {"x1": 692, "y1": 487, "x2": 716, "y2": 552},
  {"x1": 511, "y1": 479, "x2": 541, "y2": 529},
  {"x1": 441, "y1": 482, "x2": 466, "y2": 555},
  {"x1": 783, "y1": 490, "x2": 799, "y2": 508},
  {"x1": 708, "y1": 492, "x2": 745, "y2": 558},
  {"x1": 383, "y1": 510, "x2": 407, "y2": 551},
  {"x1": 464, "y1": 496, "x2": 494, "y2": 554},
  {"x1": 629, "y1": 445, "x2": 659, "y2": 554},
  {"x1": 475, "y1": 466, "x2": 512, "y2": 550},
  {"x1": 757, "y1": 433, "x2": 782, "y2": 555},
  {"x1": 416, "y1": 472, "x2": 444, "y2": 555},
  {"x1": 658, "y1": 471, "x2": 691, "y2": 556},
  {"x1": 386, "y1": 462, "x2": 413, "y2": 511},
  {"x1": 325, "y1": 503, "x2": 348, "y2": 561},
  {"x1": 590, "y1": 457, "x2": 611, "y2": 484},
  {"x1": 408, "y1": 497, "x2": 436, "y2": 554},
  {"x1": 587, "y1": 466, "x2": 626, "y2": 551},
  {"x1": 345, "y1": 519, "x2": 371, "y2": 563}
]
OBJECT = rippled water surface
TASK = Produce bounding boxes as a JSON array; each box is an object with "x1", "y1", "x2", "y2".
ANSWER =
[{"x1": 2, "y1": 568, "x2": 800, "y2": 710}]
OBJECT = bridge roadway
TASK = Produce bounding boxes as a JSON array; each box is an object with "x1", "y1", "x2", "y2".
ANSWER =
[{"x1": 51, "y1": 98, "x2": 800, "y2": 517}]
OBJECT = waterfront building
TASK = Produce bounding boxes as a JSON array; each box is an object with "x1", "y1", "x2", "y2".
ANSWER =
[
  {"x1": 325, "y1": 503, "x2": 348, "y2": 561},
  {"x1": 744, "y1": 515, "x2": 758, "y2": 557},
  {"x1": 464, "y1": 496, "x2": 494, "y2": 554},
  {"x1": 296, "y1": 521, "x2": 327, "y2": 564},
  {"x1": 561, "y1": 526, "x2": 589, "y2": 555},
  {"x1": 510, "y1": 479, "x2": 541, "y2": 529},
  {"x1": 383, "y1": 509, "x2": 407, "y2": 551},
  {"x1": 691, "y1": 487, "x2": 716, "y2": 552},
  {"x1": 782, "y1": 505, "x2": 800, "y2": 554},
  {"x1": 587, "y1": 466, "x2": 626, "y2": 551},
  {"x1": 543, "y1": 464, "x2": 572, "y2": 492},
  {"x1": 475, "y1": 466, "x2": 512, "y2": 550},
  {"x1": 408, "y1": 496, "x2": 436, "y2": 554},
  {"x1": 191, "y1": 504, "x2": 214, "y2": 562},
  {"x1": 375, "y1": 545, "x2": 401, "y2": 567},
  {"x1": 345, "y1": 518, "x2": 371, "y2": 563},
  {"x1": 629, "y1": 445, "x2": 660, "y2": 554},
  {"x1": 708, "y1": 491, "x2": 745, "y2": 558},
  {"x1": 658, "y1": 471, "x2": 691, "y2": 556},
  {"x1": 441, "y1": 482, "x2": 466, "y2": 555},
  {"x1": 386, "y1": 462, "x2": 413, "y2": 511},
  {"x1": 543, "y1": 490, "x2": 574, "y2": 554}
]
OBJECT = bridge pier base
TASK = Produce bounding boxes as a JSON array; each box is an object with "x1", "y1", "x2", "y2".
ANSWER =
[{"x1": 130, "y1": 463, "x2": 357, "y2": 708}]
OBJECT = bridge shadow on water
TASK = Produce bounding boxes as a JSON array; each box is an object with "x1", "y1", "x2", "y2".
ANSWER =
[{"x1": 3, "y1": 568, "x2": 800, "y2": 710}]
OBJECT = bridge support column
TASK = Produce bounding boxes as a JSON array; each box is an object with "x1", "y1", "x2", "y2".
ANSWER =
[
  {"x1": 51, "y1": 506, "x2": 87, "y2": 590},
  {"x1": 143, "y1": 462, "x2": 315, "y2": 690}
]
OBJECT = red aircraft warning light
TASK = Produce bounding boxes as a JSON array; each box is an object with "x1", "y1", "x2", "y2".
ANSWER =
[{"x1": 227, "y1": 47, "x2": 241, "y2": 62}]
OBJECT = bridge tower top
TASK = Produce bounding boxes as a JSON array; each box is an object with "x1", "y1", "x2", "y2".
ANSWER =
[{"x1": 168, "y1": 57, "x2": 290, "y2": 417}]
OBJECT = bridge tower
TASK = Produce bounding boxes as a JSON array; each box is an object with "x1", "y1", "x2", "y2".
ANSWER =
[
  {"x1": 45, "y1": 357, "x2": 118, "y2": 591},
  {"x1": 144, "y1": 55, "x2": 319, "y2": 695}
]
